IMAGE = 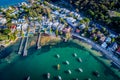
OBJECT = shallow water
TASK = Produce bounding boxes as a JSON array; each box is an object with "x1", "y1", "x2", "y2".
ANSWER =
[{"x1": 0, "y1": 41, "x2": 119, "y2": 80}]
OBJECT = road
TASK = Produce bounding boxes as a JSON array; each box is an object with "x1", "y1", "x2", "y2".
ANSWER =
[{"x1": 72, "y1": 33, "x2": 120, "y2": 69}]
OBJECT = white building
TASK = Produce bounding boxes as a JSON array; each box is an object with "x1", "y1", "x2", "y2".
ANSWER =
[
  {"x1": 0, "y1": 17, "x2": 7, "y2": 25},
  {"x1": 17, "y1": 24, "x2": 22, "y2": 31},
  {"x1": 79, "y1": 24, "x2": 86, "y2": 29},
  {"x1": 101, "y1": 42, "x2": 108, "y2": 48},
  {"x1": 66, "y1": 17, "x2": 76, "y2": 23}
]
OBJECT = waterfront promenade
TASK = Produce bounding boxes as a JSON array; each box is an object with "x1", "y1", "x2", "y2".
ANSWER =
[{"x1": 72, "y1": 33, "x2": 120, "y2": 69}]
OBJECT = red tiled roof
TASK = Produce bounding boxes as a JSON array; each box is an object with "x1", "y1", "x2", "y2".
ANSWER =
[
  {"x1": 117, "y1": 47, "x2": 120, "y2": 53},
  {"x1": 11, "y1": 25, "x2": 16, "y2": 29},
  {"x1": 76, "y1": 29, "x2": 80, "y2": 33}
]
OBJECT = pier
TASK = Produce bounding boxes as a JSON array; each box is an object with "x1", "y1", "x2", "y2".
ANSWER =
[
  {"x1": 36, "y1": 24, "x2": 41, "y2": 49},
  {"x1": 23, "y1": 35, "x2": 29, "y2": 56},
  {"x1": 23, "y1": 25, "x2": 30, "y2": 56},
  {"x1": 18, "y1": 37, "x2": 24, "y2": 54}
]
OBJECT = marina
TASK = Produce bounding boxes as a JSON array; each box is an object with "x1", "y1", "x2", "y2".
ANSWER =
[{"x1": 0, "y1": 0, "x2": 120, "y2": 80}]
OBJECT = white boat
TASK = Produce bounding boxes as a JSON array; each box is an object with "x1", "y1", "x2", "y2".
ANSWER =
[
  {"x1": 56, "y1": 54, "x2": 60, "y2": 58},
  {"x1": 58, "y1": 75, "x2": 62, "y2": 80},
  {"x1": 78, "y1": 58, "x2": 82, "y2": 62},
  {"x1": 27, "y1": 76, "x2": 30, "y2": 80},
  {"x1": 65, "y1": 60, "x2": 70, "y2": 65},
  {"x1": 47, "y1": 73, "x2": 50, "y2": 79},
  {"x1": 78, "y1": 68, "x2": 83, "y2": 72},
  {"x1": 75, "y1": 78, "x2": 78, "y2": 80},
  {"x1": 73, "y1": 53, "x2": 77, "y2": 57},
  {"x1": 68, "y1": 70, "x2": 72, "y2": 74}
]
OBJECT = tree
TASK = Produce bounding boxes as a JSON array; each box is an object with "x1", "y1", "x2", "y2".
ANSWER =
[
  {"x1": 49, "y1": 27, "x2": 52, "y2": 34},
  {"x1": 83, "y1": 18, "x2": 90, "y2": 27},
  {"x1": 111, "y1": 38, "x2": 115, "y2": 42},
  {"x1": 46, "y1": 8, "x2": 51, "y2": 19},
  {"x1": 79, "y1": 20, "x2": 85, "y2": 24},
  {"x1": 55, "y1": 29, "x2": 59, "y2": 37},
  {"x1": 3, "y1": 29, "x2": 11, "y2": 35},
  {"x1": 87, "y1": 9, "x2": 95, "y2": 17},
  {"x1": 93, "y1": 36, "x2": 97, "y2": 41},
  {"x1": 43, "y1": 1, "x2": 49, "y2": 6}
]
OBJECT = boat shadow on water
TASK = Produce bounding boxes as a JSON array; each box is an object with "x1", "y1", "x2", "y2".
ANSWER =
[
  {"x1": 0, "y1": 39, "x2": 21, "y2": 60},
  {"x1": 88, "y1": 49, "x2": 120, "y2": 79},
  {"x1": 91, "y1": 47, "x2": 120, "y2": 73}
]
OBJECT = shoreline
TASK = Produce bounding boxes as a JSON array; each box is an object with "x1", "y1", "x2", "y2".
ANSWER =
[
  {"x1": 0, "y1": 38, "x2": 19, "y2": 52},
  {"x1": 0, "y1": 34, "x2": 120, "y2": 79},
  {"x1": 72, "y1": 33, "x2": 120, "y2": 68},
  {"x1": 4, "y1": 38, "x2": 19, "y2": 47},
  {"x1": 71, "y1": 35, "x2": 120, "y2": 78}
]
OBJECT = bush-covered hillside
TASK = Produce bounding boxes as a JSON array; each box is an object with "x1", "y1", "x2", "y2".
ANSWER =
[{"x1": 48, "y1": 0, "x2": 120, "y2": 33}]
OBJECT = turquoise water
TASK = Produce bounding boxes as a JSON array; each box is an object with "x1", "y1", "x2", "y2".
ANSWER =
[
  {"x1": 0, "y1": 0, "x2": 27, "y2": 7},
  {"x1": 0, "y1": 41, "x2": 119, "y2": 80}
]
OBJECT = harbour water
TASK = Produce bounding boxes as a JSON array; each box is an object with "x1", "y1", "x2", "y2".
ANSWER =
[
  {"x1": 0, "y1": 40, "x2": 120, "y2": 80},
  {"x1": 0, "y1": 1, "x2": 120, "y2": 80},
  {"x1": 0, "y1": 0, "x2": 27, "y2": 7}
]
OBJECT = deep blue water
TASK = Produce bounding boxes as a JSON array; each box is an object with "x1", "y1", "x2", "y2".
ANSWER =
[{"x1": 0, "y1": 0, "x2": 27, "y2": 7}]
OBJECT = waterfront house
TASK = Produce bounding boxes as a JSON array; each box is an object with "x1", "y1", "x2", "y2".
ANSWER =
[
  {"x1": 0, "y1": 17, "x2": 7, "y2": 25},
  {"x1": 62, "y1": 27, "x2": 71, "y2": 33},
  {"x1": 88, "y1": 27, "x2": 95, "y2": 32},
  {"x1": 10, "y1": 25, "x2": 16, "y2": 32},
  {"x1": 22, "y1": 23, "x2": 28, "y2": 31},
  {"x1": 74, "y1": 13, "x2": 80, "y2": 18},
  {"x1": 75, "y1": 28, "x2": 81, "y2": 34},
  {"x1": 21, "y1": 2, "x2": 28, "y2": 6},
  {"x1": 106, "y1": 37, "x2": 111, "y2": 43},
  {"x1": 63, "y1": 9, "x2": 70, "y2": 13},
  {"x1": 52, "y1": 11, "x2": 59, "y2": 15},
  {"x1": 99, "y1": 35, "x2": 106, "y2": 43},
  {"x1": 90, "y1": 33, "x2": 96, "y2": 39},
  {"x1": 57, "y1": 24, "x2": 65, "y2": 31},
  {"x1": 107, "y1": 42, "x2": 118, "y2": 51},
  {"x1": 29, "y1": 27, "x2": 35, "y2": 35},
  {"x1": 18, "y1": 18, "x2": 26, "y2": 23},
  {"x1": 116, "y1": 47, "x2": 120, "y2": 55},
  {"x1": 12, "y1": 19, "x2": 18, "y2": 24},
  {"x1": 51, "y1": 21, "x2": 59, "y2": 30},
  {"x1": 59, "y1": 14, "x2": 66, "y2": 18},
  {"x1": 79, "y1": 24, "x2": 86, "y2": 29},
  {"x1": 66, "y1": 17, "x2": 76, "y2": 23},
  {"x1": 77, "y1": 17, "x2": 83, "y2": 20},
  {"x1": 101, "y1": 42, "x2": 108, "y2": 48},
  {"x1": 17, "y1": 24, "x2": 22, "y2": 31},
  {"x1": 59, "y1": 9, "x2": 65, "y2": 14},
  {"x1": 110, "y1": 33, "x2": 116, "y2": 38}
]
